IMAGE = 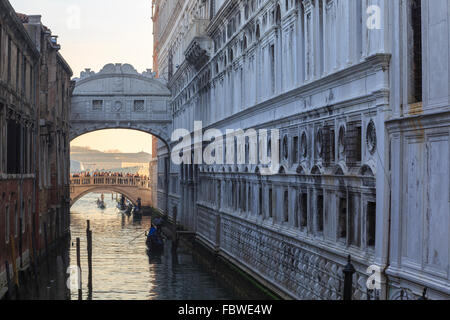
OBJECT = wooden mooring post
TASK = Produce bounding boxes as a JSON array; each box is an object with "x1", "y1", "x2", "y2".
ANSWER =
[
  {"x1": 76, "y1": 237, "x2": 82, "y2": 300},
  {"x1": 86, "y1": 220, "x2": 93, "y2": 299}
]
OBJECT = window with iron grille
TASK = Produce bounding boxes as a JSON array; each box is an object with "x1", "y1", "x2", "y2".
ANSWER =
[
  {"x1": 92, "y1": 100, "x2": 103, "y2": 111},
  {"x1": 345, "y1": 121, "x2": 362, "y2": 165},
  {"x1": 134, "y1": 100, "x2": 145, "y2": 112}
]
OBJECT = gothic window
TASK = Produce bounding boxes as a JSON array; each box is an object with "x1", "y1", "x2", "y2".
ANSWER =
[
  {"x1": 301, "y1": 131, "x2": 307, "y2": 158},
  {"x1": 245, "y1": 4, "x2": 249, "y2": 20},
  {"x1": 282, "y1": 135, "x2": 288, "y2": 160},
  {"x1": 243, "y1": 36, "x2": 247, "y2": 51},
  {"x1": 134, "y1": 100, "x2": 145, "y2": 112},
  {"x1": 92, "y1": 100, "x2": 103, "y2": 111},
  {"x1": 338, "y1": 125, "x2": 346, "y2": 159},
  {"x1": 345, "y1": 121, "x2": 362, "y2": 164},
  {"x1": 316, "y1": 128, "x2": 323, "y2": 159},
  {"x1": 270, "y1": 44, "x2": 275, "y2": 93},
  {"x1": 292, "y1": 136, "x2": 299, "y2": 163},
  {"x1": 366, "y1": 120, "x2": 377, "y2": 155},
  {"x1": 323, "y1": 125, "x2": 335, "y2": 164},
  {"x1": 256, "y1": 24, "x2": 260, "y2": 40},
  {"x1": 275, "y1": 4, "x2": 281, "y2": 26},
  {"x1": 367, "y1": 202, "x2": 376, "y2": 248}
]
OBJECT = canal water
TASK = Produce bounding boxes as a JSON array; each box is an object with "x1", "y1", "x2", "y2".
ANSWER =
[{"x1": 68, "y1": 193, "x2": 237, "y2": 300}]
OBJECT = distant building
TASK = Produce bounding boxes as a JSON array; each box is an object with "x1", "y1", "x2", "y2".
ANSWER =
[{"x1": 0, "y1": 0, "x2": 73, "y2": 299}]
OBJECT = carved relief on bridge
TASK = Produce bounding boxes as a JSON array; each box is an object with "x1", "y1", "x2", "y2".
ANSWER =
[{"x1": 70, "y1": 63, "x2": 172, "y2": 143}]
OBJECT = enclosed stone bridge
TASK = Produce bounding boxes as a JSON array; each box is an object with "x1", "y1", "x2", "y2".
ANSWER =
[
  {"x1": 69, "y1": 176, "x2": 152, "y2": 207},
  {"x1": 69, "y1": 63, "x2": 174, "y2": 210}
]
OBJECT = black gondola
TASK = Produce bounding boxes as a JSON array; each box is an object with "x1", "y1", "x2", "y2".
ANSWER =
[
  {"x1": 146, "y1": 228, "x2": 164, "y2": 253},
  {"x1": 97, "y1": 199, "x2": 106, "y2": 209}
]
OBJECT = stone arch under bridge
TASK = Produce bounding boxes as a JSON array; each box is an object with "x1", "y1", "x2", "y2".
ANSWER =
[
  {"x1": 70, "y1": 185, "x2": 150, "y2": 207},
  {"x1": 70, "y1": 63, "x2": 172, "y2": 145}
]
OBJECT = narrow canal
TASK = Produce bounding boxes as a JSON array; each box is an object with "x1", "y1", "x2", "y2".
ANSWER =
[{"x1": 68, "y1": 193, "x2": 237, "y2": 300}]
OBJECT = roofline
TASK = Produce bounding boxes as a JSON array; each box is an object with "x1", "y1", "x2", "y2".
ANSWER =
[
  {"x1": 0, "y1": 0, "x2": 40, "y2": 59},
  {"x1": 57, "y1": 52, "x2": 73, "y2": 77}
]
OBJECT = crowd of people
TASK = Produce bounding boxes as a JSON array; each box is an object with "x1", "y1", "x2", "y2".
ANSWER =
[{"x1": 71, "y1": 171, "x2": 148, "y2": 179}]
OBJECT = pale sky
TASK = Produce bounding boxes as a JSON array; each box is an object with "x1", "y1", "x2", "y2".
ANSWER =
[
  {"x1": 71, "y1": 129, "x2": 153, "y2": 154},
  {"x1": 10, "y1": 0, "x2": 156, "y2": 153},
  {"x1": 10, "y1": 0, "x2": 154, "y2": 77}
]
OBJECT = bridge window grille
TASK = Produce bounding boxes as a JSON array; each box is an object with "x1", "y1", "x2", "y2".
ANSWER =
[
  {"x1": 92, "y1": 100, "x2": 103, "y2": 111},
  {"x1": 134, "y1": 100, "x2": 145, "y2": 112}
]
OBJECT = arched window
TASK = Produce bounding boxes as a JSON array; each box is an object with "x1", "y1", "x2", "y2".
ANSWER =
[
  {"x1": 275, "y1": 4, "x2": 281, "y2": 26},
  {"x1": 255, "y1": 24, "x2": 261, "y2": 40},
  {"x1": 282, "y1": 135, "x2": 288, "y2": 160}
]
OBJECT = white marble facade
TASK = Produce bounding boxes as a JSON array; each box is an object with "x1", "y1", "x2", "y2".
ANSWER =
[{"x1": 153, "y1": 0, "x2": 450, "y2": 299}]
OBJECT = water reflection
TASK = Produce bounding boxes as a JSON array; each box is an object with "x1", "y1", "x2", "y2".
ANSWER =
[{"x1": 70, "y1": 193, "x2": 236, "y2": 300}]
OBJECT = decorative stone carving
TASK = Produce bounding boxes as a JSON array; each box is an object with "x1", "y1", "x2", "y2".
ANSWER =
[{"x1": 366, "y1": 120, "x2": 377, "y2": 155}]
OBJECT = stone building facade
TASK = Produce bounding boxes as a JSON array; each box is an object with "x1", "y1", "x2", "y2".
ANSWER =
[
  {"x1": 153, "y1": 0, "x2": 450, "y2": 299},
  {"x1": 0, "y1": 0, "x2": 73, "y2": 299}
]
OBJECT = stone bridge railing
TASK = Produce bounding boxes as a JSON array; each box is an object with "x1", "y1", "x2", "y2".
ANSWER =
[{"x1": 70, "y1": 176, "x2": 150, "y2": 189}]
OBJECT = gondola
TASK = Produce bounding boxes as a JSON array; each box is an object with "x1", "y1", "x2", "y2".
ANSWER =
[
  {"x1": 132, "y1": 206, "x2": 142, "y2": 220},
  {"x1": 124, "y1": 203, "x2": 133, "y2": 215},
  {"x1": 146, "y1": 232, "x2": 164, "y2": 253},
  {"x1": 96, "y1": 199, "x2": 106, "y2": 209}
]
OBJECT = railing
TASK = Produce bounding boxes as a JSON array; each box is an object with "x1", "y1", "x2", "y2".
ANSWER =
[{"x1": 70, "y1": 176, "x2": 150, "y2": 188}]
